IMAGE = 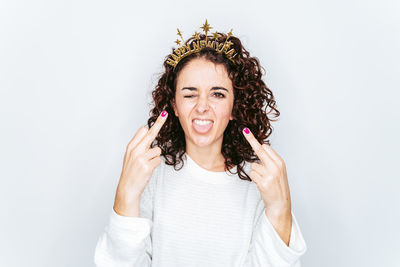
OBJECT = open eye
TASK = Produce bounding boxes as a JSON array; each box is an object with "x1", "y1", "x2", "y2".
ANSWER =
[{"x1": 213, "y1": 92, "x2": 225, "y2": 98}]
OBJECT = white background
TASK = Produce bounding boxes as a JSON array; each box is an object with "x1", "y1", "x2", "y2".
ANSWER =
[{"x1": 1, "y1": 0, "x2": 399, "y2": 266}]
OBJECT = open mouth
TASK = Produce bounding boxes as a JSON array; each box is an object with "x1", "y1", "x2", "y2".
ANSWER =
[{"x1": 192, "y1": 119, "x2": 214, "y2": 134}]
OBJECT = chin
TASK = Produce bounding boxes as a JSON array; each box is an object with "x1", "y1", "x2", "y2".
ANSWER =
[{"x1": 191, "y1": 135, "x2": 215, "y2": 147}]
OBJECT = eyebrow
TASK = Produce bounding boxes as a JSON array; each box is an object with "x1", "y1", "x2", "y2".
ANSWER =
[{"x1": 181, "y1": 86, "x2": 229, "y2": 92}]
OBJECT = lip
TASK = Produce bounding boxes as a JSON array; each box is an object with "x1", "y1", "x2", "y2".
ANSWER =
[{"x1": 192, "y1": 118, "x2": 214, "y2": 122}]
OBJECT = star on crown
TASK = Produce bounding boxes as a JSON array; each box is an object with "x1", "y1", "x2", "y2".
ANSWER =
[{"x1": 166, "y1": 19, "x2": 238, "y2": 69}]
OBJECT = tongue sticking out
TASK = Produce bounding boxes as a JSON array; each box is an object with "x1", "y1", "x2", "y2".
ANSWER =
[{"x1": 192, "y1": 120, "x2": 213, "y2": 134}]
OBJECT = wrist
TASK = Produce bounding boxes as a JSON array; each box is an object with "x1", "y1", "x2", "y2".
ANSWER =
[{"x1": 265, "y1": 201, "x2": 291, "y2": 217}]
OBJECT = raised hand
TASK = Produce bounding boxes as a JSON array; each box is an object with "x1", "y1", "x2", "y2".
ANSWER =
[
  {"x1": 113, "y1": 110, "x2": 168, "y2": 217},
  {"x1": 242, "y1": 126, "x2": 293, "y2": 245},
  {"x1": 242, "y1": 127, "x2": 292, "y2": 213}
]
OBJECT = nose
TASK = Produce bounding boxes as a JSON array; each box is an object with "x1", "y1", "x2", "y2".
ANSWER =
[{"x1": 195, "y1": 94, "x2": 210, "y2": 113}]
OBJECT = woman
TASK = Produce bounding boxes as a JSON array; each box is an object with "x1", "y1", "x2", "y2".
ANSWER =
[{"x1": 94, "y1": 20, "x2": 307, "y2": 267}]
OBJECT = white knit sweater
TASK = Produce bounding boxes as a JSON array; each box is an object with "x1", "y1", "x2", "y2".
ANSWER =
[{"x1": 94, "y1": 153, "x2": 307, "y2": 266}]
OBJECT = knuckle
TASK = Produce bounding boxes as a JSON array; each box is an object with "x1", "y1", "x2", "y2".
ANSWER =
[
  {"x1": 127, "y1": 143, "x2": 135, "y2": 152},
  {"x1": 127, "y1": 139, "x2": 134, "y2": 148},
  {"x1": 126, "y1": 147, "x2": 135, "y2": 157},
  {"x1": 125, "y1": 143, "x2": 131, "y2": 152},
  {"x1": 260, "y1": 180, "x2": 268, "y2": 189},
  {"x1": 256, "y1": 146, "x2": 264, "y2": 156},
  {"x1": 266, "y1": 174, "x2": 275, "y2": 181},
  {"x1": 137, "y1": 156, "x2": 145, "y2": 165},
  {"x1": 272, "y1": 165, "x2": 279, "y2": 174},
  {"x1": 141, "y1": 164, "x2": 152, "y2": 174},
  {"x1": 250, "y1": 162, "x2": 258, "y2": 170},
  {"x1": 280, "y1": 159, "x2": 286, "y2": 167},
  {"x1": 277, "y1": 160, "x2": 284, "y2": 168},
  {"x1": 148, "y1": 128, "x2": 156, "y2": 138},
  {"x1": 131, "y1": 150, "x2": 140, "y2": 159}
]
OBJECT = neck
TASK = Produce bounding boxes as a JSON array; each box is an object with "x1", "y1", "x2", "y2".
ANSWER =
[{"x1": 185, "y1": 139, "x2": 226, "y2": 171}]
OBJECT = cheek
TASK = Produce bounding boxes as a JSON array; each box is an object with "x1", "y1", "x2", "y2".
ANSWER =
[
  {"x1": 175, "y1": 99, "x2": 195, "y2": 121},
  {"x1": 179, "y1": 101, "x2": 195, "y2": 114},
  {"x1": 213, "y1": 101, "x2": 233, "y2": 120},
  {"x1": 175, "y1": 98, "x2": 190, "y2": 112}
]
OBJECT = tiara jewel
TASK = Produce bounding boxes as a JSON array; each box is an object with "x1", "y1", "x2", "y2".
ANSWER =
[{"x1": 166, "y1": 19, "x2": 238, "y2": 69}]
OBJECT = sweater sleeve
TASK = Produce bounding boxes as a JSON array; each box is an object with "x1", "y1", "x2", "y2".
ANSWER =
[
  {"x1": 94, "y1": 164, "x2": 159, "y2": 267},
  {"x1": 243, "y1": 206, "x2": 308, "y2": 267}
]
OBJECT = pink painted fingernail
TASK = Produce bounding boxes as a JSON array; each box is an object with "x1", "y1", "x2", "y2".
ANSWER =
[
  {"x1": 243, "y1": 127, "x2": 249, "y2": 134},
  {"x1": 161, "y1": 110, "x2": 167, "y2": 117}
]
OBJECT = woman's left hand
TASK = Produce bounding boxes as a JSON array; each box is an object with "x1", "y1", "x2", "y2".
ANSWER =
[{"x1": 242, "y1": 127, "x2": 292, "y2": 215}]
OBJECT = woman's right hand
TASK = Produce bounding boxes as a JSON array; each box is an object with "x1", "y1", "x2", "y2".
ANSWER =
[{"x1": 113, "y1": 110, "x2": 168, "y2": 217}]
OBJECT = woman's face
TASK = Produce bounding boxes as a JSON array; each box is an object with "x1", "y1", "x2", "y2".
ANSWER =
[{"x1": 172, "y1": 57, "x2": 234, "y2": 148}]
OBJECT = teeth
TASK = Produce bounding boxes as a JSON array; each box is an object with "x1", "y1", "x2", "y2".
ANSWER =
[{"x1": 193, "y1": 119, "x2": 212, "y2": 125}]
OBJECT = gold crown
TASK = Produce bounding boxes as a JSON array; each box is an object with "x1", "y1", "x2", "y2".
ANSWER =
[{"x1": 166, "y1": 19, "x2": 238, "y2": 69}]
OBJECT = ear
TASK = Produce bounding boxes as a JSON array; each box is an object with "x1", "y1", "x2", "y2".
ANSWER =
[{"x1": 172, "y1": 98, "x2": 178, "y2": 117}]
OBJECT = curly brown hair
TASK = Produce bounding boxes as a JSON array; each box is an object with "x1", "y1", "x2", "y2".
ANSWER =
[{"x1": 146, "y1": 32, "x2": 280, "y2": 181}]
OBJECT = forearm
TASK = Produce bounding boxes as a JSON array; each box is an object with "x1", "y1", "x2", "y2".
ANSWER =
[{"x1": 265, "y1": 204, "x2": 292, "y2": 246}]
